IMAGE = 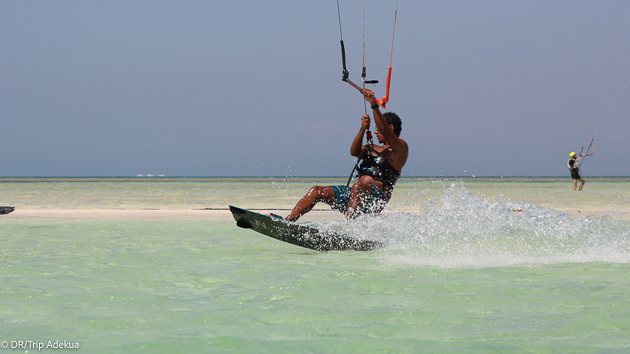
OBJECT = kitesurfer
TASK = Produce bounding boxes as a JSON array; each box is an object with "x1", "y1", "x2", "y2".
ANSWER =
[
  {"x1": 568, "y1": 152, "x2": 586, "y2": 191},
  {"x1": 279, "y1": 89, "x2": 408, "y2": 221}
]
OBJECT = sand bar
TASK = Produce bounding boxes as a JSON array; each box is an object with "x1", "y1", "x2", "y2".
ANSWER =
[
  {"x1": 3, "y1": 209, "x2": 338, "y2": 221},
  {"x1": 2, "y1": 208, "x2": 628, "y2": 221}
]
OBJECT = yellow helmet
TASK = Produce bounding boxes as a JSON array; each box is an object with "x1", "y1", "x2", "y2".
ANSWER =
[{"x1": 569, "y1": 152, "x2": 576, "y2": 158}]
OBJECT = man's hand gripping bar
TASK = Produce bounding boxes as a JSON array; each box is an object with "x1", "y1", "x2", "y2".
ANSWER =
[{"x1": 342, "y1": 77, "x2": 387, "y2": 109}]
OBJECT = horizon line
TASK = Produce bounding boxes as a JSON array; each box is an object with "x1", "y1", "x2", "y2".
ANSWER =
[{"x1": 1, "y1": 175, "x2": 629, "y2": 179}]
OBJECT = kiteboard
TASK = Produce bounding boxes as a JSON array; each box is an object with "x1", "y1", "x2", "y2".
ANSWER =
[
  {"x1": 0, "y1": 206, "x2": 14, "y2": 215},
  {"x1": 229, "y1": 205, "x2": 383, "y2": 251}
]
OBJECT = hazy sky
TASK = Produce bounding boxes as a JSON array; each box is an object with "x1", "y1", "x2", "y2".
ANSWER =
[{"x1": 2, "y1": 1, "x2": 629, "y2": 177}]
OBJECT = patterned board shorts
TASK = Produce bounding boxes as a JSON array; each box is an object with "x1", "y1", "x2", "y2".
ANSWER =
[{"x1": 329, "y1": 185, "x2": 387, "y2": 215}]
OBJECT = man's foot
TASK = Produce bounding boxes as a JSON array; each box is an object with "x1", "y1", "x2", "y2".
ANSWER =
[
  {"x1": 579, "y1": 181, "x2": 585, "y2": 191},
  {"x1": 269, "y1": 213, "x2": 285, "y2": 220}
]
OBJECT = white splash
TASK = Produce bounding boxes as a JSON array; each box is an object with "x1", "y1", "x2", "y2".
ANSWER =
[{"x1": 320, "y1": 184, "x2": 630, "y2": 268}]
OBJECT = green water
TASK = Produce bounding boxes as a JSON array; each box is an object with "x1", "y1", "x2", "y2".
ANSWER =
[{"x1": 1, "y1": 178, "x2": 630, "y2": 352}]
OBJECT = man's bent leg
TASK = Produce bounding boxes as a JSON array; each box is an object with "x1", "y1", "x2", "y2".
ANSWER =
[
  {"x1": 285, "y1": 186, "x2": 335, "y2": 222},
  {"x1": 346, "y1": 180, "x2": 374, "y2": 219}
]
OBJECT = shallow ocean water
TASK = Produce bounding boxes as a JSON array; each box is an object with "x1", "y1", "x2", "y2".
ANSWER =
[{"x1": 1, "y1": 177, "x2": 630, "y2": 352}]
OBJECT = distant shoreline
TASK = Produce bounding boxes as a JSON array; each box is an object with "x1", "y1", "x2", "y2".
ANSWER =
[
  {"x1": 4, "y1": 208, "x2": 629, "y2": 221},
  {"x1": 0, "y1": 175, "x2": 630, "y2": 180},
  {"x1": 4, "y1": 209, "x2": 336, "y2": 221}
]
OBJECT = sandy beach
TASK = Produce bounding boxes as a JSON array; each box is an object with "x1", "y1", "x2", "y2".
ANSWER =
[
  {"x1": 4, "y1": 208, "x2": 629, "y2": 221},
  {"x1": 3, "y1": 209, "x2": 340, "y2": 221},
  {"x1": 2, "y1": 177, "x2": 628, "y2": 221}
]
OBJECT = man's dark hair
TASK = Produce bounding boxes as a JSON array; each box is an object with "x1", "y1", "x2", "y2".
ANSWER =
[{"x1": 383, "y1": 112, "x2": 402, "y2": 137}]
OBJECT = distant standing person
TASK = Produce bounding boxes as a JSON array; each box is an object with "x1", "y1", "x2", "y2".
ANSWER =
[{"x1": 568, "y1": 152, "x2": 586, "y2": 191}]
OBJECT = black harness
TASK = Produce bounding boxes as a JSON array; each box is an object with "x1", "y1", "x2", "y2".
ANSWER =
[{"x1": 346, "y1": 144, "x2": 400, "y2": 197}]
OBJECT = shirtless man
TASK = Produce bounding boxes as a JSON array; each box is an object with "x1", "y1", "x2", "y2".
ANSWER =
[{"x1": 280, "y1": 89, "x2": 409, "y2": 221}]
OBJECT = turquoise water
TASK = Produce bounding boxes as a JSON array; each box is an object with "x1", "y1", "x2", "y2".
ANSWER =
[{"x1": 1, "y1": 178, "x2": 630, "y2": 352}]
